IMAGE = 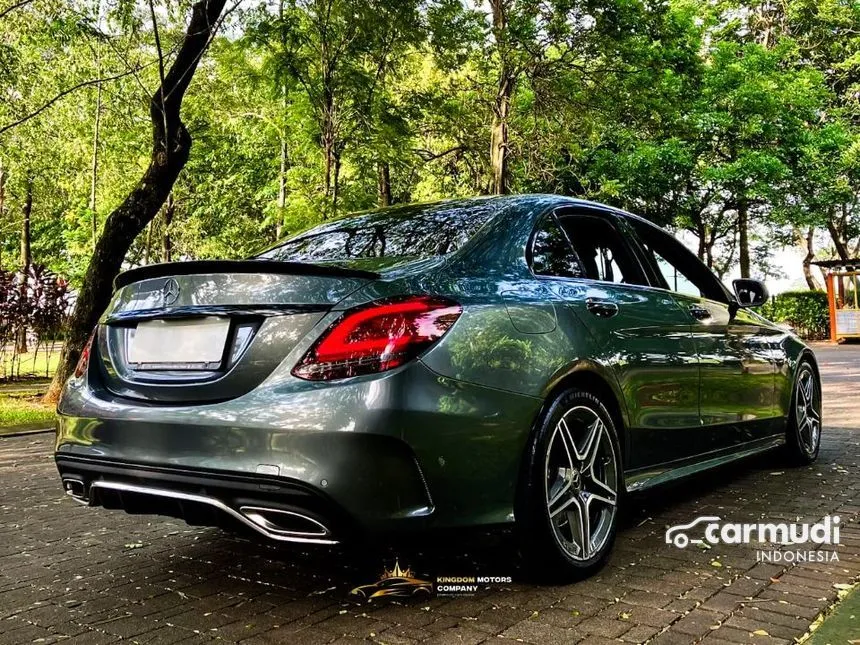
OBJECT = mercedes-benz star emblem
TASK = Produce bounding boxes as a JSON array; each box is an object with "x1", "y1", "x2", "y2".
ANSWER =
[{"x1": 161, "y1": 278, "x2": 180, "y2": 306}]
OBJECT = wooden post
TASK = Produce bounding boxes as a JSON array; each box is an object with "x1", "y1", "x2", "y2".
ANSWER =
[{"x1": 826, "y1": 272, "x2": 837, "y2": 342}]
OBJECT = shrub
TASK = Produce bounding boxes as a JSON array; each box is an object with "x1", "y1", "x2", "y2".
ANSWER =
[
  {"x1": 0, "y1": 265, "x2": 69, "y2": 380},
  {"x1": 761, "y1": 290, "x2": 829, "y2": 340}
]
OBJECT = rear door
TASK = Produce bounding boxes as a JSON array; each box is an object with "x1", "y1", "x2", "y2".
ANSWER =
[
  {"x1": 531, "y1": 207, "x2": 700, "y2": 468},
  {"x1": 627, "y1": 219, "x2": 778, "y2": 447}
]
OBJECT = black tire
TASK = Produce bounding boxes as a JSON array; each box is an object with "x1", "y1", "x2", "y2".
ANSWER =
[
  {"x1": 516, "y1": 388, "x2": 622, "y2": 582},
  {"x1": 784, "y1": 359, "x2": 822, "y2": 466}
]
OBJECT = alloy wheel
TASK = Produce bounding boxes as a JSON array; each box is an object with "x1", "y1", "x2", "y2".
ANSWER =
[
  {"x1": 544, "y1": 405, "x2": 618, "y2": 561},
  {"x1": 795, "y1": 367, "x2": 821, "y2": 455}
]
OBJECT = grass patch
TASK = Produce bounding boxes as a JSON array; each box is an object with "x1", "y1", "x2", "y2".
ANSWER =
[
  {"x1": 1, "y1": 345, "x2": 62, "y2": 380},
  {"x1": 0, "y1": 390, "x2": 55, "y2": 433},
  {"x1": 804, "y1": 584, "x2": 859, "y2": 644}
]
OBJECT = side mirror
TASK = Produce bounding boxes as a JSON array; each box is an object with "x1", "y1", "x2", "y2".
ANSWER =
[{"x1": 732, "y1": 279, "x2": 768, "y2": 308}]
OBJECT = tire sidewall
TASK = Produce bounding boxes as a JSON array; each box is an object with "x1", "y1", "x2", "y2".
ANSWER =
[
  {"x1": 517, "y1": 388, "x2": 622, "y2": 576},
  {"x1": 789, "y1": 361, "x2": 821, "y2": 462}
]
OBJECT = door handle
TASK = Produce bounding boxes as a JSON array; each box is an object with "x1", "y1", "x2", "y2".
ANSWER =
[
  {"x1": 688, "y1": 304, "x2": 712, "y2": 321},
  {"x1": 586, "y1": 298, "x2": 619, "y2": 318}
]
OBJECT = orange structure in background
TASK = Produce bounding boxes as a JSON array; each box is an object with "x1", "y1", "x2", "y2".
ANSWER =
[{"x1": 813, "y1": 259, "x2": 860, "y2": 342}]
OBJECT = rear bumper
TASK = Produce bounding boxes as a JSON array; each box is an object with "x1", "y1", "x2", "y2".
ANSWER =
[
  {"x1": 55, "y1": 430, "x2": 435, "y2": 540},
  {"x1": 55, "y1": 455, "x2": 384, "y2": 543},
  {"x1": 55, "y1": 360, "x2": 543, "y2": 537}
]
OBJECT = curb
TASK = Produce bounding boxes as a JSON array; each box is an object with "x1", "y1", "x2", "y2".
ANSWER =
[{"x1": 0, "y1": 428, "x2": 54, "y2": 439}]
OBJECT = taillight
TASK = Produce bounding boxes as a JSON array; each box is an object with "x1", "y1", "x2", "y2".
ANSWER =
[
  {"x1": 292, "y1": 296, "x2": 462, "y2": 381},
  {"x1": 73, "y1": 332, "x2": 96, "y2": 379}
]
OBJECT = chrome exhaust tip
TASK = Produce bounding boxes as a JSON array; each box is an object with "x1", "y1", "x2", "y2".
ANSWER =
[
  {"x1": 85, "y1": 480, "x2": 338, "y2": 545},
  {"x1": 238, "y1": 506, "x2": 331, "y2": 540},
  {"x1": 62, "y1": 478, "x2": 88, "y2": 504}
]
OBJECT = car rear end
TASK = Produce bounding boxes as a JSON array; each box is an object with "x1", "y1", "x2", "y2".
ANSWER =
[{"x1": 55, "y1": 199, "x2": 520, "y2": 543}]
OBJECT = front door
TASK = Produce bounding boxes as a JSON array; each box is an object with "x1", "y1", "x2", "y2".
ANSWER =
[{"x1": 627, "y1": 218, "x2": 776, "y2": 450}]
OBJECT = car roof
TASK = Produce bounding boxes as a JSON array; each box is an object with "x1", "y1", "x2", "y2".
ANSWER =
[{"x1": 436, "y1": 194, "x2": 637, "y2": 271}]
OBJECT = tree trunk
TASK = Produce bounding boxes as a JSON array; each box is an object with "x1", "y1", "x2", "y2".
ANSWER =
[
  {"x1": 90, "y1": 0, "x2": 103, "y2": 249},
  {"x1": 275, "y1": 0, "x2": 287, "y2": 241},
  {"x1": 320, "y1": 55, "x2": 337, "y2": 219},
  {"x1": 44, "y1": 0, "x2": 228, "y2": 404},
  {"x1": 322, "y1": 128, "x2": 334, "y2": 217},
  {"x1": 275, "y1": 131, "x2": 287, "y2": 239},
  {"x1": 332, "y1": 151, "x2": 342, "y2": 215},
  {"x1": 826, "y1": 208, "x2": 850, "y2": 261},
  {"x1": 490, "y1": 81, "x2": 510, "y2": 195},
  {"x1": 704, "y1": 233, "x2": 715, "y2": 269},
  {"x1": 0, "y1": 159, "x2": 5, "y2": 270},
  {"x1": 800, "y1": 227, "x2": 821, "y2": 291},
  {"x1": 89, "y1": 78, "x2": 102, "y2": 249},
  {"x1": 693, "y1": 218, "x2": 706, "y2": 261},
  {"x1": 489, "y1": 76, "x2": 513, "y2": 195},
  {"x1": 144, "y1": 220, "x2": 153, "y2": 265},
  {"x1": 714, "y1": 229, "x2": 738, "y2": 280},
  {"x1": 489, "y1": 0, "x2": 514, "y2": 195},
  {"x1": 737, "y1": 198, "x2": 750, "y2": 278},
  {"x1": 162, "y1": 192, "x2": 175, "y2": 262},
  {"x1": 20, "y1": 179, "x2": 31, "y2": 271},
  {"x1": 17, "y1": 178, "x2": 33, "y2": 354},
  {"x1": 378, "y1": 162, "x2": 392, "y2": 207}
]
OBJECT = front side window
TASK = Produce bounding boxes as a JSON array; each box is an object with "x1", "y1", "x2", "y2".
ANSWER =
[
  {"x1": 649, "y1": 249, "x2": 702, "y2": 298},
  {"x1": 630, "y1": 219, "x2": 728, "y2": 302}
]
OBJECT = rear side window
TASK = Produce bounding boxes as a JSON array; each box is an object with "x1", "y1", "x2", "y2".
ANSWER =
[{"x1": 259, "y1": 202, "x2": 495, "y2": 263}]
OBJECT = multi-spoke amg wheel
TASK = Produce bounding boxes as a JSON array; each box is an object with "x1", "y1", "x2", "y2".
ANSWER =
[
  {"x1": 785, "y1": 361, "x2": 821, "y2": 465},
  {"x1": 545, "y1": 406, "x2": 618, "y2": 560},
  {"x1": 794, "y1": 367, "x2": 820, "y2": 455},
  {"x1": 518, "y1": 389, "x2": 622, "y2": 580}
]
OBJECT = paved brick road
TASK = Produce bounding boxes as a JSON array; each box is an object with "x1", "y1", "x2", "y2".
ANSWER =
[{"x1": 1, "y1": 344, "x2": 858, "y2": 645}]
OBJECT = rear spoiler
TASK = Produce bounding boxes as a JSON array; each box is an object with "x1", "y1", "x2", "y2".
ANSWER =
[{"x1": 114, "y1": 260, "x2": 380, "y2": 290}]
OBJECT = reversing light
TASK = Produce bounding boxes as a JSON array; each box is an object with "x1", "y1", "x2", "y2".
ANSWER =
[
  {"x1": 292, "y1": 296, "x2": 462, "y2": 381},
  {"x1": 73, "y1": 331, "x2": 96, "y2": 379}
]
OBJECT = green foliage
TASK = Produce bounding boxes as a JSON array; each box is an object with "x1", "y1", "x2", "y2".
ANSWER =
[
  {"x1": 761, "y1": 290, "x2": 830, "y2": 340},
  {"x1": 0, "y1": 0, "x2": 857, "y2": 296}
]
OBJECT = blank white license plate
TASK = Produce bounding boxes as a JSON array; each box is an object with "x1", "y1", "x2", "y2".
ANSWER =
[{"x1": 128, "y1": 317, "x2": 230, "y2": 366}]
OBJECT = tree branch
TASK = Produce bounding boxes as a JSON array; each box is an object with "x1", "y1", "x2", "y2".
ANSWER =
[
  {"x1": 414, "y1": 146, "x2": 466, "y2": 162},
  {"x1": 0, "y1": 65, "x2": 152, "y2": 136},
  {"x1": 0, "y1": 0, "x2": 35, "y2": 21}
]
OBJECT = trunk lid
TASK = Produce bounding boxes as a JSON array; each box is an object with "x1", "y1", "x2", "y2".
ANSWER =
[{"x1": 96, "y1": 261, "x2": 376, "y2": 404}]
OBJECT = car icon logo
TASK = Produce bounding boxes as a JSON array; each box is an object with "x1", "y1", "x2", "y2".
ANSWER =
[
  {"x1": 162, "y1": 278, "x2": 180, "y2": 306},
  {"x1": 665, "y1": 516, "x2": 722, "y2": 549}
]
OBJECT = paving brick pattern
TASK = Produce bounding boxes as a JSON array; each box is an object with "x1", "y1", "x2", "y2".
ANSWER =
[{"x1": 1, "y1": 344, "x2": 858, "y2": 644}]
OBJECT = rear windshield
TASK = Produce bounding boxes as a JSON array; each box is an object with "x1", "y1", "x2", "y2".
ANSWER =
[{"x1": 258, "y1": 201, "x2": 495, "y2": 264}]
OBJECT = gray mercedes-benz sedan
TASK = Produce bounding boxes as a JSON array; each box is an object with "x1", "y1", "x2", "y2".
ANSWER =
[{"x1": 55, "y1": 195, "x2": 821, "y2": 578}]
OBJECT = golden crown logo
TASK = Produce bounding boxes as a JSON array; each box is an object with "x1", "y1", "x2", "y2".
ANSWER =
[
  {"x1": 349, "y1": 557, "x2": 433, "y2": 600},
  {"x1": 381, "y1": 559, "x2": 413, "y2": 580}
]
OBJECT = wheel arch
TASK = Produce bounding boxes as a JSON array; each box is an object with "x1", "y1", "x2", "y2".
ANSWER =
[
  {"x1": 797, "y1": 347, "x2": 820, "y2": 378},
  {"x1": 515, "y1": 364, "x2": 630, "y2": 502},
  {"x1": 542, "y1": 364, "x2": 630, "y2": 457},
  {"x1": 513, "y1": 364, "x2": 629, "y2": 533},
  {"x1": 792, "y1": 347, "x2": 822, "y2": 399}
]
